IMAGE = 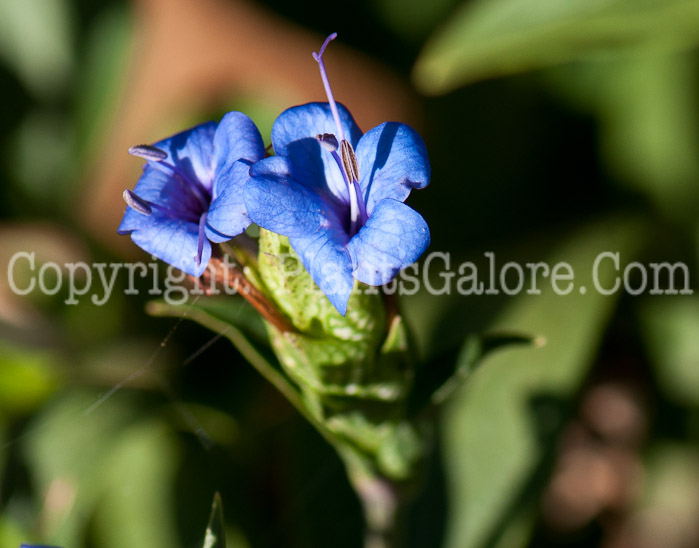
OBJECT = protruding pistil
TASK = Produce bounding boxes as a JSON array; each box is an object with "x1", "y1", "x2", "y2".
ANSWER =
[
  {"x1": 312, "y1": 33, "x2": 344, "y2": 143},
  {"x1": 312, "y1": 33, "x2": 369, "y2": 236}
]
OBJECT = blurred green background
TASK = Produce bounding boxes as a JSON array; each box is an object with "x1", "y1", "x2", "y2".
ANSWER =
[{"x1": 1, "y1": 0, "x2": 698, "y2": 546}]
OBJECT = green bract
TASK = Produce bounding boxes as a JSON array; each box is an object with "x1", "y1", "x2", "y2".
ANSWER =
[{"x1": 258, "y1": 228, "x2": 423, "y2": 479}]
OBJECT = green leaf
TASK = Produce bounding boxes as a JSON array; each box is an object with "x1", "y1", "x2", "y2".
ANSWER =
[
  {"x1": 413, "y1": 0, "x2": 699, "y2": 94},
  {"x1": 440, "y1": 216, "x2": 644, "y2": 548},
  {"x1": 637, "y1": 444, "x2": 699, "y2": 533},
  {"x1": 373, "y1": 0, "x2": 460, "y2": 41},
  {"x1": 257, "y1": 229, "x2": 394, "y2": 399},
  {"x1": 640, "y1": 296, "x2": 699, "y2": 406},
  {"x1": 93, "y1": 420, "x2": 180, "y2": 548},
  {"x1": 257, "y1": 229, "x2": 386, "y2": 341},
  {"x1": 429, "y1": 333, "x2": 535, "y2": 409},
  {"x1": 0, "y1": 516, "x2": 25, "y2": 548},
  {"x1": 150, "y1": 296, "x2": 268, "y2": 343},
  {"x1": 74, "y1": 6, "x2": 133, "y2": 166},
  {"x1": 0, "y1": 342, "x2": 59, "y2": 415},
  {"x1": 0, "y1": 0, "x2": 73, "y2": 97},
  {"x1": 22, "y1": 391, "x2": 178, "y2": 548},
  {"x1": 546, "y1": 51, "x2": 699, "y2": 224}
]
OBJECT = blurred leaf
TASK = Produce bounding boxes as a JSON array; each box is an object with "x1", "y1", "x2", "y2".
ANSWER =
[
  {"x1": 74, "y1": 6, "x2": 133, "y2": 166},
  {"x1": 413, "y1": 0, "x2": 699, "y2": 94},
  {"x1": 147, "y1": 297, "x2": 267, "y2": 344},
  {"x1": 93, "y1": 419, "x2": 179, "y2": 548},
  {"x1": 441, "y1": 216, "x2": 643, "y2": 548},
  {"x1": 9, "y1": 110, "x2": 73, "y2": 205},
  {"x1": 0, "y1": 0, "x2": 73, "y2": 97},
  {"x1": 409, "y1": 333, "x2": 533, "y2": 414},
  {"x1": 546, "y1": 50, "x2": 699, "y2": 223},
  {"x1": 22, "y1": 391, "x2": 173, "y2": 547},
  {"x1": 430, "y1": 333, "x2": 535, "y2": 407},
  {"x1": 0, "y1": 516, "x2": 25, "y2": 548},
  {"x1": 373, "y1": 0, "x2": 460, "y2": 41},
  {"x1": 0, "y1": 342, "x2": 59, "y2": 414},
  {"x1": 640, "y1": 296, "x2": 699, "y2": 405},
  {"x1": 225, "y1": 96, "x2": 279, "y2": 147}
]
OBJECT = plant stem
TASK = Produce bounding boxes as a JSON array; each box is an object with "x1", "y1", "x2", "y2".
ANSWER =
[
  {"x1": 201, "y1": 256, "x2": 295, "y2": 333},
  {"x1": 341, "y1": 451, "x2": 408, "y2": 548}
]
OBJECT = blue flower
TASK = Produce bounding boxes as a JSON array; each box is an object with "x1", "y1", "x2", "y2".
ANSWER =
[
  {"x1": 244, "y1": 35, "x2": 430, "y2": 315},
  {"x1": 118, "y1": 112, "x2": 265, "y2": 277}
]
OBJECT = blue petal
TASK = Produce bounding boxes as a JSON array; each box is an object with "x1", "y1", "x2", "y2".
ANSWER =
[
  {"x1": 290, "y1": 231, "x2": 354, "y2": 316},
  {"x1": 348, "y1": 199, "x2": 430, "y2": 286},
  {"x1": 129, "y1": 214, "x2": 211, "y2": 277},
  {"x1": 245, "y1": 156, "x2": 354, "y2": 314},
  {"x1": 206, "y1": 159, "x2": 253, "y2": 242},
  {"x1": 246, "y1": 156, "x2": 348, "y2": 239},
  {"x1": 212, "y1": 111, "x2": 265, "y2": 200},
  {"x1": 271, "y1": 103, "x2": 362, "y2": 203},
  {"x1": 117, "y1": 205, "x2": 150, "y2": 234},
  {"x1": 354, "y1": 122, "x2": 430, "y2": 214},
  {"x1": 273, "y1": 102, "x2": 362, "y2": 153},
  {"x1": 153, "y1": 122, "x2": 217, "y2": 193}
]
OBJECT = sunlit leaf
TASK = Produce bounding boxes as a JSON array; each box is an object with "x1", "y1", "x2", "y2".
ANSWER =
[
  {"x1": 441, "y1": 216, "x2": 643, "y2": 548},
  {"x1": 0, "y1": 343, "x2": 59, "y2": 414},
  {"x1": 640, "y1": 296, "x2": 699, "y2": 405},
  {"x1": 0, "y1": 516, "x2": 25, "y2": 548},
  {"x1": 413, "y1": 0, "x2": 699, "y2": 94},
  {"x1": 0, "y1": 0, "x2": 73, "y2": 97}
]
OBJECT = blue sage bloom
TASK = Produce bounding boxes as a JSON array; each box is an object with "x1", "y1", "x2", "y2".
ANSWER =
[
  {"x1": 118, "y1": 112, "x2": 265, "y2": 277},
  {"x1": 244, "y1": 34, "x2": 430, "y2": 315}
]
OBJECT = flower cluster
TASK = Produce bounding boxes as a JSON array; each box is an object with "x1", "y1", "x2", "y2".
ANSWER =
[{"x1": 120, "y1": 33, "x2": 430, "y2": 315}]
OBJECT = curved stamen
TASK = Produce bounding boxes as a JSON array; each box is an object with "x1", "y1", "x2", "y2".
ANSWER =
[
  {"x1": 340, "y1": 140, "x2": 368, "y2": 234},
  {"x1": 129, "y1": 143, "x2": 212, "y2": 213},
  {"x1": 340, "y1": 140, "x2": 359, "y2": 183},
  {"x1": 129, "y1": 144, "x2": 168, "y2": 161},
  {"x1": 312, "y1": 34, "x2": 369, "y2": 236},
  {"x1": 312, "y1": 33, "x2": 344, "y2": 143},
  {"x1": 123, "y1": 189, "x2": 200, "y2": 224},
  {"x1": 123, "y1": 189, "x2": 152, "y2": 215}
]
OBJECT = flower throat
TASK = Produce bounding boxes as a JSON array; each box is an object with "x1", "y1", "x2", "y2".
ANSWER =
[{"x1": 124, "y1": 144, "x2": 212, "y2": 266}]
